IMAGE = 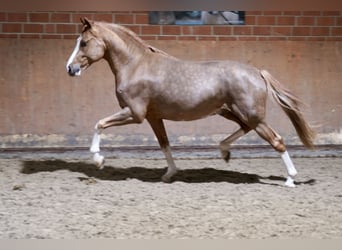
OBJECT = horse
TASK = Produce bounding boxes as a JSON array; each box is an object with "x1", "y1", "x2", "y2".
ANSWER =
[{"x1": 66, "y1": 17, "x2": 315, "y2": 187}]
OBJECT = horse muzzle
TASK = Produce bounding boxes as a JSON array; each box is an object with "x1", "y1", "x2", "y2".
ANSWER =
[{"x1": 67, "y1": 64, "x2": 81, "y2": 76}]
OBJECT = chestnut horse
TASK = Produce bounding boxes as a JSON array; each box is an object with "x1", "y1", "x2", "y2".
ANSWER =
[{"x1": 66, "y1": 18, "x2": 315, "y2": 187}]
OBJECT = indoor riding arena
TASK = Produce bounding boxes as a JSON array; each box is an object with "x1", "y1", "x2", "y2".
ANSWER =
[{"x1": 0, "y1": 10, "x2": 341, "y2": 239}]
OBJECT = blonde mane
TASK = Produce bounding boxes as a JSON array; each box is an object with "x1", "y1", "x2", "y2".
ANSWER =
[{"x1": 98, "y1": 21, "x2": 174, "y2": 58}]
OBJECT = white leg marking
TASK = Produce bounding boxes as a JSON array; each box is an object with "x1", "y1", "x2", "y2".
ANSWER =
[
  {"x1": 90, "y1": 124, "x2": 105, "y2": 169},
  {"x1": 90, "y1": 128, "x2": 102, "y2": 153},
  {"x1": 161, "y1": 145, "x2": 178, "y2": 182},
  {"x1": 285, "y1": 176, "x2": 296, "y2": 188},
  {"x1": 66, "y1": 36, "x2": 81, "y2": 71},
  {"x1": 281, "y1": 151, "x2": 298, "y2": 187},
  {"x1": 281, "y1": 151, "x2": 298, "y2": 177},
  {"x1": 93, "y1": 152, "x2": 105, "y2": 169}
]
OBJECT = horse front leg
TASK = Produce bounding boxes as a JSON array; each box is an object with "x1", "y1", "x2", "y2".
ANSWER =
[
  {"x1": 90, "y1": 106, "x2": 141, "y2": 168},
  {"x1": 147, "y1": 117, "x2": 178, "y2": 183},
  {"x1": 90, "y1": 125, "x2": 105, "y2": 168}
]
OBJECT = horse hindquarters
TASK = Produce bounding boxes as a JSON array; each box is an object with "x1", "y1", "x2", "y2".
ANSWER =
[{"x1": 220, "y1": 69, "x2": 312, "y2": 187}]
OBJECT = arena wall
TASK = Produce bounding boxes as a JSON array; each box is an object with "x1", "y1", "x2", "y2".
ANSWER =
[{"x1": 0, "y1": 11, "x2": 341, "y2": 147}]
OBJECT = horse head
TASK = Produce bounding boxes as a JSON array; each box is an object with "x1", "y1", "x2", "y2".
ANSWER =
[{"x1": 66, "y1": 17, "x2": 106, "y2": 76}]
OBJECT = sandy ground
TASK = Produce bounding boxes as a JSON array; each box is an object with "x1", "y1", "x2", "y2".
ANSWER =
[{"x1": 0, "y1": 153, "x2": 341, "y2": 239}]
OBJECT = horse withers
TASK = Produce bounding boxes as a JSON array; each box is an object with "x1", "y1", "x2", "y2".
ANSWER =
[{"x1": 66, "y1": 17, "x2": 315, "y2": 187}]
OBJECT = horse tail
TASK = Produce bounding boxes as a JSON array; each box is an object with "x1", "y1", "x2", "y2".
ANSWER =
[{"x1": 260, "y1": 70, "x2": 315, "y2": 149}]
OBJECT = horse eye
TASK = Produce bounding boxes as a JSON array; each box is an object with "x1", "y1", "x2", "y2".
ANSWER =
[{"x1": 80, "y1": 40, "x2": 87, "y2": 47}]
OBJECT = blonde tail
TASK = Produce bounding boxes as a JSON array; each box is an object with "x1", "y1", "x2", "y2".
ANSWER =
[{"x1": 260, "y1": 70, "x2": 315, "y2": 149}]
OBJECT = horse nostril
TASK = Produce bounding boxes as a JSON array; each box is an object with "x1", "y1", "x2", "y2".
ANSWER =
[
  {"x1": 67, "y1": 64, "x2": 81, "y2": 76},
  {"x1": 67, "y1": 65, "x2": 76, "y2": 76}
]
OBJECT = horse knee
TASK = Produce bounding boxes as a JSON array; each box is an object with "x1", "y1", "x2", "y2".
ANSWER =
[{"x1": 96, "y1": 120, "x2": 106, "y2": 130}]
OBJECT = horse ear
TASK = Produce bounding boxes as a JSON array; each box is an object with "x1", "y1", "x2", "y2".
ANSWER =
[{"x1": 80, "y1": 17, "x2": 92, "y2": 32}]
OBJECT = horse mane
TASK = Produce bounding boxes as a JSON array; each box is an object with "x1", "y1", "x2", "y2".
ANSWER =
[{"x1": 98, "y1": 22, "x2": 175, "y2": 59}]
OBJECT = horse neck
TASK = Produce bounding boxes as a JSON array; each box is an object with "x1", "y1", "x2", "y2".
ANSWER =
[{"x1": 102, "y1": 26, "x2": 147, "y2": 77}]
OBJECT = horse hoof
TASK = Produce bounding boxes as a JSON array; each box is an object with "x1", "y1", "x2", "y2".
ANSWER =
[
  {"x1": 161, "y1": 175, "x2": 173, "y2": 183},
  {"x1": 93, "y1": 153, "x2": 105, "y2": 169},
  {"x1": 221, "y1": 150, "x2": 231, "y2": 162},
  {"x1": 285, "y1": 176, "x2": 296, "y2": 188}
]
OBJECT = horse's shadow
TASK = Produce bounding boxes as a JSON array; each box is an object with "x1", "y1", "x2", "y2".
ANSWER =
[{"x1": 20, "y1": 160, "x2": 315, "y2": 186}]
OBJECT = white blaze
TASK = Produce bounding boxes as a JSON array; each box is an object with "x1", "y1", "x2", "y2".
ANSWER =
[{"x1": 66, "y1": 36, "x2": 82, "y2": 71}]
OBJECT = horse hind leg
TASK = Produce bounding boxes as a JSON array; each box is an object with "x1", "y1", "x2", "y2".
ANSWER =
[
  {"x1": 255, "y1": 121, "x2": 298, "y2": 187},
  {"x1": 217, "y1": 108, "x2": 251, "y2": 162},
  {"x1": 220, "y1": 128, "x2": 249, "y2": 162}
]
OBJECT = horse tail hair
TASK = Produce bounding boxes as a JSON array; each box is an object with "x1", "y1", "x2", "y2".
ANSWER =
[{"x1": 260, "y1": 70, "x2": 315, "y2": 149}]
